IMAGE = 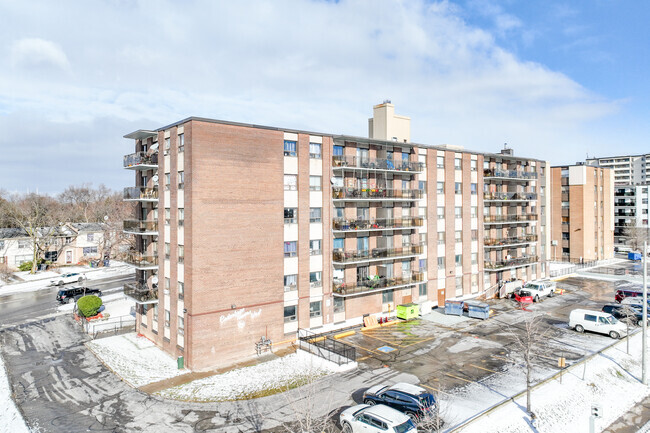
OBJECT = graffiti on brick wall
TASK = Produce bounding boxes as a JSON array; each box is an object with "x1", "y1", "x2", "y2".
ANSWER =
[{"x1": 220, "y1": 308, "x2": 262, "y2": 329}]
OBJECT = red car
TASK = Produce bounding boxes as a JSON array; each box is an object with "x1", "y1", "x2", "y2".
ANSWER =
[{"x1": 514, "y1": 289, "x2": 534, "y2": 304}]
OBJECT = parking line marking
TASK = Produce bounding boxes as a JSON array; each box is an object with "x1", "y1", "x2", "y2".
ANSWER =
[
  {"x1": 445, "y1": 372, "x2": 474, "y2": 383},
  {"x1": 469, "y1": 363, "x2": 500, "y2": 374},
  {"x1": 420, "y1": 384, "x2": 452, "y2": 396},
  {"x1": 340, "y1": 340, "x2": 384, "y2": 356},
  {"x1": 401, "y1": 336, "x2": 436, "y2": 348},
  {"x1": 359, "y1": 332, "x2": 406, "y2": 347}
]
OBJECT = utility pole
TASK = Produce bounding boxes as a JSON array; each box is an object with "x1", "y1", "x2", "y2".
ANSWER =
[{"x1": 643, "y1": 241, "x2": 648, "y2": 385}]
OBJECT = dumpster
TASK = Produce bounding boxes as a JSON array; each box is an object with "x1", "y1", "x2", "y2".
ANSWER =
[
  {"x1": 629, "y1": 252, "x2": 642, "y2": 261},
  {"x1": 444, "y1": 300, "x2": 464, "y2": 316},
  {"x1": 396, "y1": 303, "x2": 419, "y2": 320},
  {"x1": 465, "y1": 300, "x2": 490, "y2": 320}
]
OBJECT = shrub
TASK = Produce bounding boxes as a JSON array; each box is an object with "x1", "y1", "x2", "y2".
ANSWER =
[
  {"x1": 77, "y1": 295, "x2": 103, "y2": 318},
  {"x1": 17, "y1": 259, "x2": 47, "y2": 272}
]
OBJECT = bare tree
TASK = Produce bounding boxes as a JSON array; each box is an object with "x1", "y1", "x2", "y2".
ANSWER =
[
  {"x1": 506, "y1": 313, "x2": 552, "y2": 418},
  {"x1": 617, "y1": 304, "x2": 643, "y2": 354},
  {"x1": 415, "y1": 384, "x2": 451, "y2": 433},
  {"x1": 623, "y1": 225, "x2": 650, "y2": 252},
  {"x1": 280, "y1": 371, "x2": 337, "y2": 433}
]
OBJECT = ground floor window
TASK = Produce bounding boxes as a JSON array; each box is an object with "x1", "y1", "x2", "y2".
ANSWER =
[
  {"x1": 284, "y1": 305, "x2": 297, "y2": 322},
  {"x1": 382, "y1": 290, "x2": 394, "y2": 304},
  {"x1": 418, "y1": 283, "x2": 427, "y2": 297},
  {"x1": 310, "y1": 301, "x2": 322, "y2": 318},
  {"x1": 333, "y1": 297, "x2": 345, "y2": 313}
]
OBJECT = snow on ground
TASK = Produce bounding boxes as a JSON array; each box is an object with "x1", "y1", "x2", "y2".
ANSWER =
[
  {"x1": 457, "y1": 332, "x2": 650, "y2": 433},
  {"x1": 87, "y1": 333, "x2": 186, "y2": 388},
  {"x1": 0, "y1": 354, "x2": 30, "y2": 433},
  {"x1": 156, "y1": 350, "x2": 349, "y2": 402}
]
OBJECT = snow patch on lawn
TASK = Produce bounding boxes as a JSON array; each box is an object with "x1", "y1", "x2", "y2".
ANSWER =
[
  {"x1": 156, "y1": 350, "x2": 350, "y2": 402},
  {"x1": 457, "y1": 333, "x2": 650, "y2": 433},
  {"x1": 0, "y1": 354, "x2": 30, "y2": 433},
  {"x1": 87, "y1": 333, "x2": 186, "y2": 388}
]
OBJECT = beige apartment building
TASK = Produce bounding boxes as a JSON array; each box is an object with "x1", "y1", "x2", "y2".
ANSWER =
[
  {"x1": 550, "y1": 165, "x2": 614, "y2": 262},
  {"x1": 122, "y1": 103, "x2": 549, "y2": 370}
]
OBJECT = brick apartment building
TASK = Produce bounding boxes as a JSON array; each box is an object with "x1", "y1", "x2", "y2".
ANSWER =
[
  {"x1": 123, "y1": 103, "x2": 550, "y2": 370},
  {"x1": 550, "y1": 165, "x2": 614, "y2": 262}
]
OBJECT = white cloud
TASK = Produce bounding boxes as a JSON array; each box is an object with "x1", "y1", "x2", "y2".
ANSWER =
[{"x1": 10, "y1": 37, "x2": 70, "y2": 71}]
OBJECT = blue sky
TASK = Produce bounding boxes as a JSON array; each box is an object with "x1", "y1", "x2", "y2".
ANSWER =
[{"x1": 0, "y1": 0, "x2": 647, "y2": 194}]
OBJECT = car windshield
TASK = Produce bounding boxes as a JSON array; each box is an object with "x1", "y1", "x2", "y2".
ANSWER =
[
  {"x1": 523, "y1": 283, "x2": 537, "y2": 289},
  {"x1": 394, "y1": 419, "x2": 416, "y2": 433},
  {"x1": 57, "y1": 290, "x2": 66, "y2": 296}
]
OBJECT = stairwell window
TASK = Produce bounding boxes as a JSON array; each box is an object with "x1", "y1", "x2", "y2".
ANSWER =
[
  {"x1": 437, "y1": 207, "x2": 445, "y2": 220},
  {"x1": 437, "y1": 156, "x2": 444, "y2": 169},
  {"x1": 165, "y1": 243, "x2": 170, "y2": 260},
  {"x1": 455, "y1": 158, "x2": 462, "y2": 170},
  {"x1": 178, "y1": 317, "x2": 184, "y2": 335},
  {"x1": 178, "y1": 134, "x2": 184, "y2": 152},
  {"x1": 178, "y1": 282, "x2": 184, "y2": 300},
  {"x1": 178, "y1": 208, "x2": 184, "y2": 226},
  {"x1": 178, "y1": 245, "x2": 184, "y2": 263},
  {"x1": 164, "y1": 137, "x2": 170, "y2": 155},
  {"x1": 178, "y1": 171, "x2": 184, "y2": 189},
  {"x1": 455, "y1": 182, "x2": 462, "y2": 194},
  {"x1": 284, "y1": 140, "x2": 297, "y2": 156}
]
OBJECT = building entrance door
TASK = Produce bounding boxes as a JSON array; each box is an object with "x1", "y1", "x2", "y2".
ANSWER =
[
  {"x1": 66, "y1": 251, "x2": 72, "y2": 264},
  {"x1": 437, "y1": 289, "x2": 445, "y2": 307}
]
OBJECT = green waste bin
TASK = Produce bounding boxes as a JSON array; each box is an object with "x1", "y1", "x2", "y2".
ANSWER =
[
  {"x1": 177, "y1": 356, "x2": 184, "y2": 369},
  {"x1": 396, "y1": 303, "x2": 419, "y2": 320}
]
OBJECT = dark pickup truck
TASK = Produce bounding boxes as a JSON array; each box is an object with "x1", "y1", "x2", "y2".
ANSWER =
[{"x1": 56, "y1": 286, "x2": 102, "y2": 304}]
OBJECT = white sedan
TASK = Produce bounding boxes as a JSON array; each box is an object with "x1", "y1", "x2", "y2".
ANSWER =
[{"x1": 50, "y1": 272, "x2": 85, "y2": 286}]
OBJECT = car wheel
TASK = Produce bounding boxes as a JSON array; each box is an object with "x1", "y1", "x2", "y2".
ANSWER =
[
  {"x1": 575, "y1": 324, "x2": 584, "y2": 333},
  {"x1": 638, "y1": 319, "x2": 644, "y2": 327},
  {"x1": 364, "y1": 399, "x2": 375, "y2": 406},
  {"x1": 534, "y1": 295, "x2": 539, "y2": 302},
  {"x1": 341, "y1": 422, "x2": 353, "y2": 433},
  {"x1": 609, "y1": 331, "x2": 620, "y2": 339}
]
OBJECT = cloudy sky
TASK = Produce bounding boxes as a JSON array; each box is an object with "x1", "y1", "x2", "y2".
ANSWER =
[{"x1": 1, "y1": 0, "x2": 648, "y2": 194}]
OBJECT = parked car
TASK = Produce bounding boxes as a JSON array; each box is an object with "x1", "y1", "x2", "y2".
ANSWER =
[
  {"x1": 50, "y1": 272, "x2": 84, "y2": 286},
  {"x1": 621, "y1": 296, "x2": 650, "y2": 307},
  {"x1": 514, "y1": 289, "x2": 534, "y2": 304},
  {"x1": 340, "y1": 404, "x2": 417, "y2": 433},
  {"x1": 602, "y1": 304, "x2": 647, "y2": 327},
  {"x1": 519, "y1": 280, "x2": 556, "y2": 302},
  {"x1": 615, "y1": 288, "x2": 644, "y2": 303},
  {"x1": 569, "y1": 309, "x2": 627, "y2": 339},
  {"x1": 363, "y1": 383, "x2": 436, "y2": 421},
  {"x1": 56, "y1": 286, "x2": 102, "y2": 304}
]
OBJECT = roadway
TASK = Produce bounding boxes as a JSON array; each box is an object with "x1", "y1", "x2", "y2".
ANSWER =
[{"x1": 0, "y1": 274, "x2": 134, "y2": 328}]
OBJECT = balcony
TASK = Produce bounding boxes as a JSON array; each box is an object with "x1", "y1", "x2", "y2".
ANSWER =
[
  {"x1": 123, "y1": 220, "x2": 158, "y2": 235},
  {"x1": 483, "y1": 169, "x2": 537, "y2": 181},
  {"x1": 333, "y1": 272, "x2": 425, "y2": 297},
  {"x1": 484, "y1": 235, "x2": 538, "y2": 248},
  {"x1": 615, "y1": 211, "x2": 636, "y2": 217},
  {"x1": 333, "y1": 217, "x2": 424, "y2": 232},
  {"x1": 615, "y1": 191, "x2": 635, "y2": 197},
  {"x1": 124, "y1": 253, "x2": 158, "y2": 270},
  {"x1": 333, "y1": 244, "x2": 424, "y2": 265},
  {"x1": 123, "y1": 186, "x2": 159, "y2": 202},
  {"x1": 484, "y1": 256, "x2": 539, "y2": 271},
  {"x1": 484, "y1": 192, "x2": 537, "y2": 202},
  {"x1": 332, "y1": 155, "x2": 424, "y2": 173},
  {"x1": 123, "y1": 152, "x2": 158, "y2": 170},
  {"x1": 483, "y1": 214, "x2": 537, "y2": 225},
  {"x1": 124, "y1": 281, "x2": 158, "y2": 304},
  {"x1": 332, "y1": 187, "x2": 424, "y2": 201},
  {"x1": 616, "y1": 201, "x2": 636, "y2": 207}
]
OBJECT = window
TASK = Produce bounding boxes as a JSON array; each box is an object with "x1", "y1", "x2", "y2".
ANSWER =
[
  {"x1": 437, "y1": 232, "x2": 445, "y2": 245},
  {"x1": 165, "y1": 208, "x2": 171, "y2": 225},
  {"x1": 310, "y1": 272, "x2": 322, "y2": 288},
  {"x1": 309, "y1": 142, "x2": 321, "y2": 158},
  {"x1": 165, "y1": 242, "x2": 170, "y2": 260},
  {"x1": 284, "y1": 274, "x2": 297, "y2": 291},
  {"x1": 178, "y1": 316, "x2": 184, "y2": 335},
  {"x1": 284, "y1": 241, "x2": 297, "y2": 257},
  {"x1": 471, "y1": 183, "x2": 477, "y2": 195},
  {"x1": 309, "y1": 301, "x2": 322, "y2": 318},
  {"x1": 284, "y1": 305, "x2": 297, "y2": 322},
  {"x1": 470, "y1": 160, "x2": 477, "y2": 171},
  {"x1": 455, "y1": 231, "x2": 462, "y2": 242},
  {"x1": 178, "y1": 134, "x2": 184, "y2": 152},
  {"x1": 164, "y1": 173, "x2": 170, "y2": 191},
  {"x1": 585, "y1": 314, "x2": 597, "y2": 322},
  {"x1": 310, "y1": 207, "x2": 322, "y2": 223},
  {"x1": 471, "y1": 230, "x2": 478, "y2": 241},
  {"x1": 455, "y1": 207, "x2": 462, "y2": 219},
  {"x1": 437, "y1": 156, "x2": 444, "y2": 168},
  {"x1": 455, "y1": 158, "x2": 462, "y2": 170},
  {"x1": 437, "y1": 207, "x2": 445, "y2": 219},
  {"x1": 562, "y1": 232, "x2": 570, "y2": 240},
  {"x1": 437, "y1": 182, "x2": 444, "y2": 194},
  {"x1": 470, "y1": 206, "x2": 477, "y2": 218},
  {"x1": 437, "y1": 257, "x2": 445, "y2": 270},
  {"x1": 284, "y1": 175, "x2": 297, "y2": 191},
  {"x1": 178, "y1": 281, "x2": 184, "y2": 300},
  {"x1": 455, "y1": 254, "x2": 462, "y2": 266},
  {"x1": 87, "y1": 233, "x2": 94, "y2": 242},
  {"x1": 419, "y1": 283, "x2": 427, "y2": 297},
  {"x1": 82, "y1": 246, "x2": 98, "y2": 255},
  {"x1": 471, "y1": 274, "x2": 478, "y2": 291},
  {"x1": 178, "y1": 171, "x2": 184, "y2": 189},
  {"x1": 178, "y1": 245, "x2": 184, "y2": 263},
  {"x1": 455, "y1": 276, "x2": 463, "y2": 291},
  {"x1": 178, "y1": 208, "x2": 185, "y2": 226},
  {"x1": 455, "y1": 182, "x2": 462, "y2": 194},
  {"x1": 471, "y1": 253, "x2": 478, "y2": 265},
  {"x1": 418, "y1": 180, "x2": 426, "y2": 191},
  {"x1": 333, "y1": 145, "x2": 343, "y2": 156},
  {"x1": 310, "y1": 239, "x2": 322, "y2": 255},
  {"x1": 284, "y1": 140, "x2": 297, "y2": 156},
  {"x1": 382, "y1": 290, "x2": 394, "y2": 304},
  {"x1": 164, "y1": 310, "x2": 170, "y2": 327},
  {"x1": 284, "y1": 208, "x2": 297, "y2": 224},
  {"x1": 333, "y1": 238, "x2": 344, "y2": 250},
  {"x1": 164, "y1": 137, "x2": 170, "y2": 155},
  {"x1": 309, "y1": 176, "x2": 322, "y2": 191},
  {"x1": 334, "y1": 297, "x2": 345, "y2": 313}
]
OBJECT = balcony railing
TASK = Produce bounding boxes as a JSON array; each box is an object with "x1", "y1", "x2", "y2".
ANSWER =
[
  {"x1": 615, "y1": 211, "x2": 636, "y2": 217},
  {"x1": 123, "y1": 186, "x2": 159, "y2": 201},
  {"x1": 484, "y1": 256, "x2": 538, "y2": 271},
  {"x1": 616, "y1": 201, "x2": 636, "y2": 207},
  {"x1": 332, "y1": 155, "x2": 424, "y2": 172},
  {"x1": 123, "y1": 220, "x2": 158, "y2": 234},
  {"x1": 484, "y1": 235, "x2": 538, "y2": 247},
  {"x1": 332, "y1": 187, "x2": 424, "y2": 200},
  {"x1": 483, "y1": 214, "x2": 538, "y2": 224},
  {"x1": 615, "y1": 191, "x2": 635, "y2": 197},
  {"x1": 483, "y1": 169, "x2": 537, "y2": 180},
  {"x1": 124, "y1": 281, "x2": 158, "y2": 303},
  {"x1": 333, "y1": 217, "x2": 424, "y2": 231},
  {"x1": 123, "y1": 152, "x2": 158, "y2": 169},
  {"x1": 124, "y1": 253, "x2": 158, "y2": 269},
  {"x1": 333, "y1": 244, "x2": 424, "y2": 264},
  {"x1": 333, "y1": 272, "x2": 424, "y2": 297},
  {"x1": 484, "y1": 192, "x2": 537, "y2": 201}
]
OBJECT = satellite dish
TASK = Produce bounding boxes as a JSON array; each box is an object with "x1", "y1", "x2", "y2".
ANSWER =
[
  {"x1": 152, "y1": 276, "x2": 158, "y2": 285},
  {"x1": 152, "y1": 174, "x2": 159, "y2": 182}
]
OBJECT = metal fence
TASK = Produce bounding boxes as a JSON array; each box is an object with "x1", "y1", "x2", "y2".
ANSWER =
[
  {"x1": 82, "y1": 315, "x2": 136, "y2": 339},
  {"x1": 548, "y1": 259, "x2": 610, "y2": 278},
  {"x1": 297, "y1": 328, "x2": 356, "y2": 366}
]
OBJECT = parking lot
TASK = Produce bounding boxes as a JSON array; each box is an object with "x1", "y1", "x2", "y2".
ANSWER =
[{"x1": 330, "y1": 276, "x2": 637, "y2": 428}]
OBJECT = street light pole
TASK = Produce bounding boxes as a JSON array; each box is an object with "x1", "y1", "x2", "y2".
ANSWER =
[{"x1": 643, "y1": 241, "x2": 648, "y2": 385}]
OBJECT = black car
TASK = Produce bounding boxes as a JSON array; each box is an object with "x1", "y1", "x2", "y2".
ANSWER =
[
  {"x1": 362, "y1": 382, "x2": 436, "y2": 421},
  {"x1": 56, "y1": 286, "x2": 102, "y2": 304},
  {"x1": 602, "y1": 304, "x2": 647, "y2": 327}
]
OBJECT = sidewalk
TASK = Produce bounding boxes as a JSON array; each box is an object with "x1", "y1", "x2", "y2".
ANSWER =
[{"x1": 606, "y1": 394, "x2": 650, "y2": 432}]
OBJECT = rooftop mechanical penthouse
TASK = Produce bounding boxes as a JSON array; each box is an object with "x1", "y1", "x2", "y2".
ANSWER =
[{"x1": 123, "y1": 103, "x2": 551, "y2": 370}]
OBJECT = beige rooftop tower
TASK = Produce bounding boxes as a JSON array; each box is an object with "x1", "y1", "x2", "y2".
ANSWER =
[{"x1": 368, "y1": 100, "x2": 411, "y2": 143}]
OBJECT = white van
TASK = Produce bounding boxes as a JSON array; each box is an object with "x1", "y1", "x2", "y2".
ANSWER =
[{"x1": 569, "y1": 309, "x2": 627, "y2": 339}]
